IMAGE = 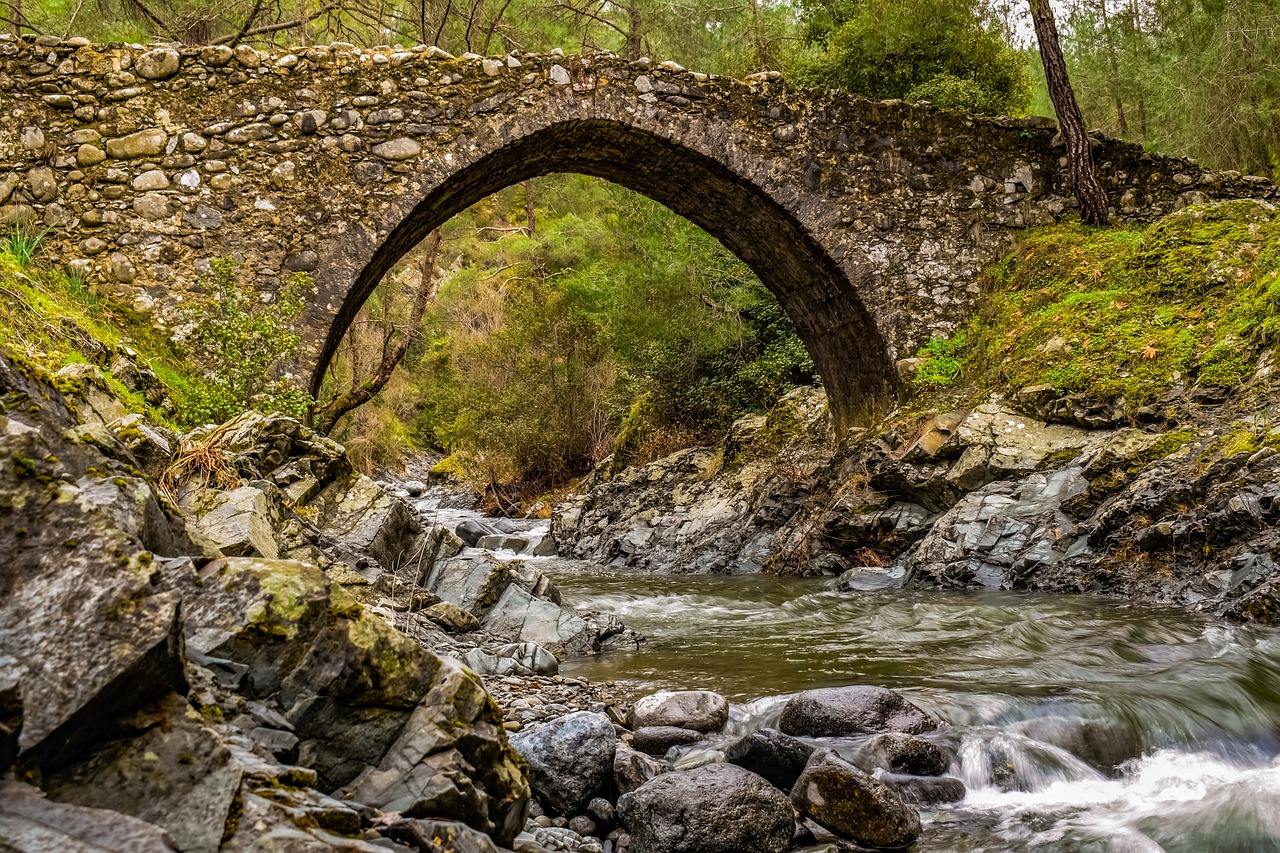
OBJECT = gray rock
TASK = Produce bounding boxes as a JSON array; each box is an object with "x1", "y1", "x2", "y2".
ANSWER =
[
  {"x1": 854, "y1": 732, "x2": 950, "y2": 776},
  {"x1": 631, "y1": 726, "x2": 703, "y2": 755},
  {"x1": 478, "y1": 533, "x2": 530, "y2": 553},
  {"x1": 878, "y1": 772, "x2": 967, "y2": 806},
  {"x1": 779, "y1": 686, "x2": 936, "y2": 737},
  {"x1": 456, "y1": 517, "x2": 505, "y2": 545},
  {"x1": 724, "y1": 727, "x2": 815, "y2": 791},
  {"x1": 0, "y1": 356, "x2": 187, "y2": 774},
  {"x1": 613, "y1": 743, "x2": 664, "y2": 795},
  {"x1": 629, "y1": 690, "x2": 729, "y2": 733},
  {"x1": 185, "y1": 203, "x2": 223, "y2": 229},
  {"x1": 494, "y1": 642, "x2": 559, "y2": 676},
  {"x1": 186, "y1": 484, "x2": 280, "y2": 558},
  {"x1": 790, "y1": 751, "x2": 921, "y2": 850},
  {"x1": 306, "y1": 473, "x2": 425, "y2": 575},
  {"x1": 837, "y1": 564, "x2": 908, "y2": 591},
  {"x1": 178, "y1": 556, "x2": 529, "y2": 845},
  {"x1": 135, "y1": 48, "x2": 180, "y2": 79},
  {"x1": 0, "y1": 779, "x2": 178, "y2": 852},
  {"x1": 617, "y1": 763, "x2": 793, "y2": 853},
  {"x1": 422, "y1": 601, "x2": 481, "y2": 633},
  {"x1": 511, "y1": 711, "x2": 616, "y2": 815},
  {"x1": 45, "y1": 696, "x2": 242, "y2": 853}
]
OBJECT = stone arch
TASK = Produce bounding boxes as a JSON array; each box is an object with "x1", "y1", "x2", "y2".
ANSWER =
[{"x1": 311, "y1": 118, "x2": 898, "y2": 431}]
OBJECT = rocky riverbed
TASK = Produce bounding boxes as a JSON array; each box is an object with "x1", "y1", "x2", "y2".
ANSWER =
[{"x1": 5, "y1": 326, "x2": 1280, "y2": 852}]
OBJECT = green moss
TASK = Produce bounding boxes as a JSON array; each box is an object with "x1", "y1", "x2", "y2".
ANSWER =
[
  {"x1": 913, "y1": 201, "x2": 1280, "y2": 407},
  {"x1": 11, "y1": 454, "x2": 35, "y2": 478}
]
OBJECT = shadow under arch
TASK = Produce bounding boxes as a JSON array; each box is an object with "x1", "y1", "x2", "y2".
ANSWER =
[{"x1": 311, "y1": 119, "x2": 898, "y2": 431}]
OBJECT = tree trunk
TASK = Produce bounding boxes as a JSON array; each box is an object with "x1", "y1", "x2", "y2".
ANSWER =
[
  {"x1": 523, "y1": 180, "x2": 536, "y2": 237},
  {"x1": 1029, "y1": 0, "x2": 1110, "y2": 226},
  {"x1": 313, "y1": 229, "x2": 443, "y2": 434},
  {"x1": 1098, "y1": 0, "x2": 1128, "y2": 135},
  {"x1": 625, "y1": 0, "x2": 642, "y2": 61}
]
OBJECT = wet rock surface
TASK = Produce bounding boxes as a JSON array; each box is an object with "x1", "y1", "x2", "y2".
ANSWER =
[
  {"x1": 617, "y1": 763, "x2": 794, "y2": 853},
  {"x1": 780, "y1": 686, "x2": 938, "y2": 738}
]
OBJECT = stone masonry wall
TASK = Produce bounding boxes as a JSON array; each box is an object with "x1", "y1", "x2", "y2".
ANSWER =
[{"x1": 0, "y1": 33, "x2": 1273, "y2": 427}]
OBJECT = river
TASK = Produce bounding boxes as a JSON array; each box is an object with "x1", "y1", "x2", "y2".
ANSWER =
[{"x1": 545, "y1": 566, "x2": 1280, "y2": 852}]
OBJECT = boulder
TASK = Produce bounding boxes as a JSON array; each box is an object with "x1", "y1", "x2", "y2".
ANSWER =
[
  {"x1": 878, "y1": 772, "x2": 967, "y2": 806},
  {"x1": 0, "y1": 353, "x2": 187, "y2": 773},
  {"x1": 177, "y1": 556, "x2": 528, "y2": 843},
  {"x1": 617, "y1": 763, "x2": 793, "y2": 853},
  {"x1": 724, "y1": 728, "x2": 815, "y2": 791},
  {"x1": 629, "y1": 690, "x2": 729, "y2": 733},
  {"x1": 613, "y1": 743, "x2": 664, "y2": 795},
  {"x1": 510, "y1": 711, "x2": 616, "y2": 815},
  {"x1": 854, "y1": 732, "x2": 950, "y2": 776},
  {"x1": 779, "y1": 686, "x2": 936, "y2": 738},
  {"x1": 54, "y1": 362, "x2": 129, "y2": 425},
  {"x1": 632, "y1": 726, "x2": 704, "y2": 755},
  {"x1": 44, "y1": 695, "x2": 243, "y2": 853},
  {"x1": 477, "y1": 533, "x2": 529, "y2": 553},
  {"x1": 422, "y1": 601, "x2": 481, "y2": 633},
  {"x1": 306, "y1": 473, "x2": 425, "y2": 574},
  {"x1": 0, "y1": 779, "x2": 178, "y2": 852},
  {"x1": 790, "y1": 751, "x2": 921, "y2": 850},
  {"x1": 457, "y1": 517, "x2": 505, "y2": 546},
  {"x1": 343, "y1": 662, "x2": 530, "y2": 845},
  {"x1": 493, "y1": 642, "x2": 559, "y2": 676},
  {"x1": 186, "y1": 484, "x2": 280, "y2": 558}
]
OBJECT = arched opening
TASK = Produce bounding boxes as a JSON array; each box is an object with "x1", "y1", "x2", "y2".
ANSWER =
[{"x1": 311, "y1": 119, "x2": 898, "y2": 433}]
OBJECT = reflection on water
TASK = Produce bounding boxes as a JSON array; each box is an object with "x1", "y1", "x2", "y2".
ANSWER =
[{"x1": 550, "y1": 567, "x2": 1280, "y2": 852}]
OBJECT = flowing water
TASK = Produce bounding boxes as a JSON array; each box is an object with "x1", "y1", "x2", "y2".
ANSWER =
[{"x1": 546, "y1": 566, "x2": 1280, "y2": 853}]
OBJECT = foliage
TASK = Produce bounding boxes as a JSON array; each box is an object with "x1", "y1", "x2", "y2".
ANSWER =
[
  {"x1": 3, "y1": 226, "x2": 47, "y2": 270},
  {"x1": 321, "y1": 175, "x2": 817, "y2": 494},
  {"x1": 1056, "y1": 0, "x2": 1280, "y2": 179},
  {"x1": 181, "y1": 259, "x2": 313, "y2": 425},
  {"x1": 788, "y1": 0, "x2": 1032, "y2": 115},
  {"x1": 914, "y1": 200, "x2": 1280, "y2": 407}
]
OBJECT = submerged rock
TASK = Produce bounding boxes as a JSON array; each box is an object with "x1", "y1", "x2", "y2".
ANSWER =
[
  {"x1": 779, "y1": 686, "x2": 937, "y2": 737},
  {"x1": 617, "y1": 763, "x2": 793, "y2": 853}
]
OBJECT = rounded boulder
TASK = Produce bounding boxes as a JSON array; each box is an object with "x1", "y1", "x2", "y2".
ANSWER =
[
  {"x1": 629, "y1": 689, "x2": 729, "y2": 733},
  {"x1": 617, "y1": 763, "x2": 793, "y2": 853},
  {"x1": 791, "y1": 751, "x2": 921, "y2": 850},
  {"x1": 510, "y1": 711, "x2": 616, "y2": 815},
  {"x1": 779, "y1": 685, "x2": 936, "y2": 738}
]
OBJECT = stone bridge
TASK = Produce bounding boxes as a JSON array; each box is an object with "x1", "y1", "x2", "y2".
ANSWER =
[{"x1": 0, "y1": 36, "x2": 1273, "y2": 429}]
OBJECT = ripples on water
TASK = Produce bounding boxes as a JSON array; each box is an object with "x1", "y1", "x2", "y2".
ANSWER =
[{"x1": 550, "y1": 567, "x2": 1280, "y2": 852}]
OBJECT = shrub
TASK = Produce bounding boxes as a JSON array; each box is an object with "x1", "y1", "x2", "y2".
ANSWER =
[{"x1": 181, "y1": 258, "x2": 313, "y2": 424}]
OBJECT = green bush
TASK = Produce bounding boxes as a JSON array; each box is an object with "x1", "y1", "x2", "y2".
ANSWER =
[
  {"x1": 788, "y1": 0, "x2": 1031, "y2": 116},
  {"x1": 181, "y1": 258, "x2": 313, "y2": 424}
]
